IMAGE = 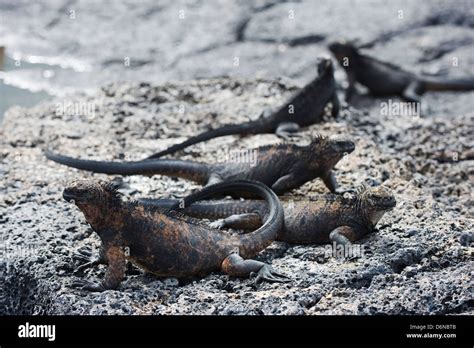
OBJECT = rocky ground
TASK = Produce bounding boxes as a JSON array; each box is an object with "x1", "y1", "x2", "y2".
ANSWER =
[
  {"x1": 1, "y1": 77, "x2": 472, "y2": 315},
  {"x1": 1, "y1": 0, "x2": 473, "y2": 315}
]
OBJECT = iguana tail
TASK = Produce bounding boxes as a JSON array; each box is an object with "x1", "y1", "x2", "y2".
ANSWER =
[
  {"x1": 139, "y1": 198, "x2": 265, "y2": 220},
  {"x1": 422, "y1": 77, "x2": 474, "y2": 91},
  {"x1": 146, "y1": 119, "x2": 271, "y2": 159},
  {"x1": 169, "y1": 180, "x2": 283, "y2": 258},
  {"x1": 44, "y1": 150, "x2": 210, "y2": 184}
]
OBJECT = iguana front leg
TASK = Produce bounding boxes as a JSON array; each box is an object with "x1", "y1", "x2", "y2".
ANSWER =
[
  {"x1": 402, "y1": 81, "x2": 429, "y2": 116},
  {"x1": 401, "y1": 81, "x2": 423, "y2": 103},
  {"x1": 73, "y1": 246, "x2": 107, "y2": 274},
  {"x1": 271, "y1": 172, "x2": 305, "y2": 195},
  {"x1": 345, "y1": 71, "x2": 357, "y2": 102},
  {"x1": 321, "y1": 170, "x2": 339, "y2": 193},
  {"x1": 205, "y1": 172, "x2": 223, "y2": 186},
  {"x1": 329, "y1": 226, "x2": 355, "y2": 246},
  {"x1": 331, "y1": 93, "x2": 340, "y2": 117},
  {"x1": 275, "y1": 122, "x2": 301, "y2": 140},
  {"x1": 321, "y1": 170, "x2": 353, "y2": 194},
  {"x1": 221, "y1": 253, "x2": 289, "y2": 284},
  {"x1": 329, "y1": 226, "x2": 365, "y2": 259},
  {"x1": 209, "y1": 213, "x2": 262, "y2": 230},
  {"x1": 72, "y1": 245, "x2": 126, "y2": 292}
]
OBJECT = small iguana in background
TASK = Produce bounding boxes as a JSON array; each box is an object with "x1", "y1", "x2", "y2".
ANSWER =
[
  {"x1": 328, "y1": 40, "x2": 474, "y2": 102},
  {"x1": 145, "y1": 57, "x2": 339, "y2": 159},
  {"x1": 45, "y1": 135, "x2": 355, "y2": 194},
  {"x1": 64, "y1": 179, "x2": 287, "y2": 292},
  {"x1": 139, "y1": 185, "x2": 396, "y2": 246}
]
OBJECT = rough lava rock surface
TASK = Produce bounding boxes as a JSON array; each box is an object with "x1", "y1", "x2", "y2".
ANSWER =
[
  {"x1": 0, "y1": 0, "x2": 473, "y2": 315},
  {"x1": 1, "y1": 77, "x2": 472, "y2": 315}
]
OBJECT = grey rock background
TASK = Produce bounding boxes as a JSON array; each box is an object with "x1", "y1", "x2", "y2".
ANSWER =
[
  {"x1": 1, "y1": 0, "x2": 474, "y2": 92},
  {"x1": 0, "y1": 0, "x2": 473, "y2": 314}
]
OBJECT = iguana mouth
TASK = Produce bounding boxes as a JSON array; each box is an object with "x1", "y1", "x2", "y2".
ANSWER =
[
  {"x1": 333, "y1": 141, "x2": 355, "y2": 155},
  {"x1": 63, "y1": 190, "x2": 78, "y2": 203},
  {"x1": 380, "y1": 196, "x2": 396, "y2": 209},
  {"x1": 343, "y1": 142, "x2": 355, "y2": 153}
]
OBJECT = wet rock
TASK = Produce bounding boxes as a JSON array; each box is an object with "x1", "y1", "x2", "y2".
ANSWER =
[
  {"x1": 366, "y1": 25, "x2": 474, "y2": 72},
  {"x1": 244, "y1": 0, "x2": 434, "y2": 45}
]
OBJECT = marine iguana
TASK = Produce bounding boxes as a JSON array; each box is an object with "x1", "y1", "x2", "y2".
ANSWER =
[
  {"x1": 139, "y1": 185, "x2": 396, "y2": 246},
  {"x1": 65, "y1": 179, "x2": 287, "y2": 292},
  {"x1": 145, "y1": 57, "x2": 339, "y2": 159},
  {"x1": 328, "y1": 40, "x2": 474, "y2": 102},
  {"x1": 45, "y1": 135, "x2": 355, "y2": 194}
]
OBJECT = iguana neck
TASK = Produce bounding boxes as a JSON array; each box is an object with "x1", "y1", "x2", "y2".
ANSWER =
[
  {"x1": 80, "y1": 200, "x2": 126, "y2": 233},
  {"x1": 344, "y1": 197, "x2": 376, "y2": 231}
]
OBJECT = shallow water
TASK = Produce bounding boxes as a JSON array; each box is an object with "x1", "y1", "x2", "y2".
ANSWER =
[{"x1": 0, "y1": 55, "x2": 52, "y2": 123}]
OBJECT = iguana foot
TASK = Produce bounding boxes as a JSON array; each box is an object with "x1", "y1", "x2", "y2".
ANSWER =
[
  {"x1": 209, "y1": 219, "x2": 226, "y2": 229},
  {"x1": 73, "y1": 248, "x2": 102, "y2": 273},
  {"x1": 73, "y1": 260, "x2": 101, "y2": 274},
  {"x1": 275, "y1": 122, "x2": 301, "y2": 141},
  {"x1": 276, "y1": 132, "x2": 300, "y2": 141},
  {"x1": 71, "y1": 279, "x2": 106, "y2": 292},
  {"x1": 72, "y1": 261, "x2": 96, "y2": 274},
  {"x1": 253, "y1": 265, "x2": 290, "y2": 284},
  {"x1": 335, "y1": 187, "x2": 356, "y2": 195},
  {"x1": 73, "y1": 248, "x2": 93, "y2": 263}
]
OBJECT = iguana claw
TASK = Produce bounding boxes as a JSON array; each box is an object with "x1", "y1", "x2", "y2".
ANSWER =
[
  {"x1": 73, "y1": 248, "x2": 102, "y2": 273},
  {"x1": 336, "y1": 188, "x2": 356, "y2": 195},
  {"x1": 209, "y1": 219, "x2": 226, "y2": 229},
  {"x1": 72, "y1": 248, "x2": 93, "y2": 262},
  {"x1": 73, "y1": 260, "x2": 100, "y2": 274},
  {"x1": 254, "y1": 265, "x2": 291, "y2": 284},
  {"x1": 71, "y1": 279, "x2": 106, "y2": 292}
]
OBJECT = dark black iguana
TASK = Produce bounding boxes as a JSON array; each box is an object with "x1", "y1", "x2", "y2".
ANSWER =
[
  {"x1": 65, "y1": 179, "x2": 287, "y2": 292},
  {"x1": 145, "y1": 57, "x2": 339, "y2": 159},
  {"x1": 328, "y1": 40, "x2": 474, "y2": 103},
  {"x1": 45, "y1": 135, "x2": 355, "y2": 194},
  {"x1": 139, "y1": 185, "x2": 396, "y2": 246}
]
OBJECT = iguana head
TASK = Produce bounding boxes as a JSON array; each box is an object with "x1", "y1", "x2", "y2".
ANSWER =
[
  {"x1": 316, "y1": 57, "x2": 334, "y2": 75},
  {"x1": 358, "y1": 185, "x2": 396, "y2": 225},
  {"x1": 63, "y1": 180, "x2": 122, "y2": 226},
  {"x1": 309, "y1": 134, "x2": 355, "y2": 169},
  {"x1": 328, "y1": 40, "x2": 358, "y2": 63}
]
